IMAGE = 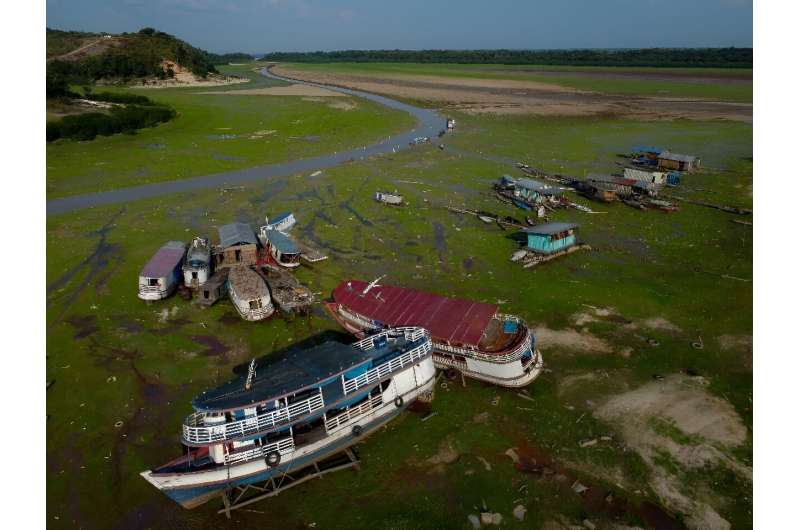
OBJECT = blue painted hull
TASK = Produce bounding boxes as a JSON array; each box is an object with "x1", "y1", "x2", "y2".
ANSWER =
[{"x1": 159, "y1": 406, "x2": 404, "y2": 508}]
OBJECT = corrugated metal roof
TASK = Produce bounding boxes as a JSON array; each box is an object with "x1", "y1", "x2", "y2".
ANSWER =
[
  {"x1": 333, "y1": 280, "x2": 498, "y2": 347},
  {"x1": 266, "y1": 229, "x2": 299, "y2": 254},
  {"x1": 658, "y1": 151, "x2": 697, "y2": 163},
  {"x1": 218, "y1": 222, "x2": 257, "y2": 248},
  {"x1": 270, "y1": 212, "x2": 292, "y2": 224},
  {"x1": 516, "y1": 178, "x2": 562, "y2": 195},
  {"x1": 140, "y1": 241, "x2": 186, "y2": 278},
  {"x1": 523, "y1": 222, "x2": 578, "y2": 235}
]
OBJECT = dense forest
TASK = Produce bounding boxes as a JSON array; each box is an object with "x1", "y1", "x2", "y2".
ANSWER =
[
  {"x1": 205, "y1": 52, "x2": 255, "y2": 64},
  {"x1": 46, "y1": 28, "x2": 236, "y2": 84},
  {"x1": 260, "y1": 48, "x2": 752, "y2": 68}
]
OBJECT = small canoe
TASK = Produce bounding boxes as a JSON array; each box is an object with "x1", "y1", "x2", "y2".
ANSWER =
[
  {"x1": 511, "y1": 250, "x2": 528, "y2": 262},
  {"x1": 478, "y1": 215, "x2": 494, "y2": 224}
]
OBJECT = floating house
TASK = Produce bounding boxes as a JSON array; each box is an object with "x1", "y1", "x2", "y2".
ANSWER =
[
  {"x1": 215, "y1": 223, "x2": 259, "y2": 269},
  {"x1": 140, "y1": 327, "x2": 435, "y2": 509},
  {"x1": 328, "y1": 279, "x2": 544, "y2": 388},
  {"x1": 264, "y1": 212, "x2": 296, "y2": 233},
  {"x1": 585, "y1": 174, "x2": 639, "y2": 200},
  {"x1": 657, "y1": 151, "x2": 700, "y2": 172},
  {"x1": 183, "y1": 236, "x2": 212, "y2": 289},
  {"x1": 262, "y1": 229, "x2": 301, "y2": 269},
  {"x1": 228, "y1": 266, "x2": 274, "y2": 321},
  {"x1": 623, "y1": 167, "x2": 667, "y2": 186},
  {"x1": 138, "y1": 241, "x2": 187, "y2": 301},
  {"x1": 196, "y1": 269, "x2": 228, "y2": 307},
  {"x1": 523, "y1": 222, "x2": 578, "y2": 255}
]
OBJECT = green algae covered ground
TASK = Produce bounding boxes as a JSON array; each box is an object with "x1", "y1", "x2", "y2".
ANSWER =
[
  {"x1": 47, "y1": 68, "x2": 752, "y2": 530},
  {"x1": 46, "y1": 63, "x2": 415, "y2": 199}
]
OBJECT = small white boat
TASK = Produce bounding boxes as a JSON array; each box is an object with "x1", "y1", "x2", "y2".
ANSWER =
[
  {"x1": 478, "y1": 215, "x2": 494, "y2": 224},
  {"x1": 375, "y1": 191, "x2": 404, "y2": 205}
]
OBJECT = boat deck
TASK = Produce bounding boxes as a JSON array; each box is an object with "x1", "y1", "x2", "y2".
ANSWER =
[{"x1": 478, "y1": 317, "x2": 527, "y2": 353}]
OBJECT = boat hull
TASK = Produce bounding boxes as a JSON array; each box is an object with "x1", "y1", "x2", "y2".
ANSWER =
[{"x1": 142, "y1": 368, "x2": 435, "y2": 509}]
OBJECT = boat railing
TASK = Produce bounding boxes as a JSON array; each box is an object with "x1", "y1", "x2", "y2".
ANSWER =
[
  {"x1": 352, "y1": 326, "x2": 428, "y2": 351},
  {"x1": 433, "y1": 354, "x2": 469, "y2": 372},
  {"x1": 224, "y1": 436, "x2": 294, "y2": 466},
  {"x1": 138, "y1": 285, "x2": 166, "y2": 293},
  {"x1": 182, "y1": 391, "x2": 324, "y2": 445},
  {"x1": 337, "y1": 306, "x2": 379, "y2": 332},
  {"x1": 437, "y1": 330, "x2": 532, "y2": 364},
  {"x1": 343, "y1": 338, "x2": 431, "y2": 395},
  {"x1": 324, "y1": 393, "x2": 383, "y2": 432}
]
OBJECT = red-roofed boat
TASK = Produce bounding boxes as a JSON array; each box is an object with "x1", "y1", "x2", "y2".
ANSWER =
[{"x1": 326, "y1": 279, "x2": 543, "y2": 387}]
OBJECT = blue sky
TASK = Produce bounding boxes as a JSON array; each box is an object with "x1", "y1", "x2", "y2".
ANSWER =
[{"x1": 46, "y1": 0, "x2": 753, "y2": 54}]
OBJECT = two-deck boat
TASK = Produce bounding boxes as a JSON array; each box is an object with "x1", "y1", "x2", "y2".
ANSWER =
[
  {"x1": 326, "y1": 279, "x2": 544, "y2": 387},
  {"x1": 138, "y1": 241, "x2": 187, "y2": 301},
  {"x1": 183, "y1": 236, "x2": 212, "y2": 289},
  {"x1": 140, "y1": 327, "x2": 435, "y2": 508}
]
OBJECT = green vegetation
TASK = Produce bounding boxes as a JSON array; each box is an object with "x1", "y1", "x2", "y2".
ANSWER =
[
  {"x1": 285, "y1": 61, "x2": 753, "y2": 102},
  {"x1": 45, "y1": 63, "x2": 415, "y2": 198},
  {"x1": 47, "y1": 27, "x2": 219, "y2": 82},
  {"x1": 46, "y1": 103, "x2": 176, "y2": 142},
  {"x1": 47, "y1": 102, "x2": 752, "y2": 528},
  {"x1": 205, "y1": 52, "x2": 255, "y2": 64},
  {"x1": 264, "y1": 48, "x2": 752, "y2": 68}
]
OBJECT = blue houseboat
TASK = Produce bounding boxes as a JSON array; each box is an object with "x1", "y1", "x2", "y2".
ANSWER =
[
  {"x1": 141, "y1": 327, "x2": 435, "y2": 509},
  {"x1": 523, "y1": 222, "x2": 578, "y2": 254}
]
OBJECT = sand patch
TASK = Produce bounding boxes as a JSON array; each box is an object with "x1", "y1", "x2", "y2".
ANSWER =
[
  {"x1": 638, "y1": 317, "x2": 682, "y2": 333},
  {"x1": 534, "y1": 326, "x2": 612, "y2": 354},
  {"x1": 594, "y1": 375, "x2": 750, "y2": 530},
  {"x1": 200, "y1": 84, "x2": 344, "y2": 97},
  {"x1": 718, "y1": 334, "x2": 752, "y2": 352}
]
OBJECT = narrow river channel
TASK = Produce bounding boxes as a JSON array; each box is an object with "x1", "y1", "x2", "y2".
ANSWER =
[{"x1": 46, "y1": 67, "x2": 446, "y2": 216}]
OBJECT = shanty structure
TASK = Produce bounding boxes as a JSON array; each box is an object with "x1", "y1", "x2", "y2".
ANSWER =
[
  {"x1": 523, "y1": 223, "x2": 578, "y2": 254},
  {"x1": 263, "y1": 229, "x2": 301, "y2": 269},
  {"x1": 623, "y1": 167, "x2": 667, "y2": 186},
  {"x1": 227, "y1": 266, "x2": 274, "y2": 321},
  {"x1": 512, "y1": 178, "x2": 563, "y2": 204},
  {"x1": 657, "y1": 151, "x2": 700, "y2": 172},
  {"x1": 215, "y1": 223, "x2": 259, "y2": 270},
  {"x1": 183, "y1": 236, "x2": 212, "y2": 289},
  {"x1": 196, "y1": 269, "x2": 228, "y2": 307},
  {"x1": 138, "y1": 241, "x2": 186, "y2": 301},
  {"x1": 585, "y1": 174, "x2": 638, "y2": 199}
]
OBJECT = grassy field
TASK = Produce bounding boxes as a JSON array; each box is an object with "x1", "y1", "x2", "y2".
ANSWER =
[
  {"x1": 47, "y1": 93, "x2": 752, "y2": 530},
  {"x1": 46, "y1": 63, "x2": 415, "y2": 199},
  {"x1": 282, "y1": 62, "x2": 753, "y2": 102}
]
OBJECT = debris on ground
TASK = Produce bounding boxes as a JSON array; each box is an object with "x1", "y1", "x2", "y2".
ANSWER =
[
  {"x1": 467, "y1": 515, "x2": 481, "y2": 529},
  {"x1": 571, "y1": 480, "x2": 589, "y2": 494},
  {"x1": 513, "y1": 505, "x2": 527, "y2": 521},
  {"x1": 505, "y1": 448, "x2": 520, "y2": 464},
  {"x1": 477, "y1": 456, "x2": 492, "y2": 471},
  {"x1": 579, "y1": 438, "x2": 598, "y2": 448}
]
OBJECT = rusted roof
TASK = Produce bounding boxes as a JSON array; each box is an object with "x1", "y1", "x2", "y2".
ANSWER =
[
  {"x1": 332, "y1": 280, "x2": 498, "y2": 347},
  {"x1": 228, "y1": 266, "x2": 269, "y2": 300},
  {"x1": 140, "y1": 241, "x2": 186, "y2": 278}
]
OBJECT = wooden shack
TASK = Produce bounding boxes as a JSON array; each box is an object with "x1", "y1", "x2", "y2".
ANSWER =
[
  {"x1": 196, "y1": 269, "x2": 228, "y2": 307},
  {"x1": 657, "y1": 151, "x2": 700, "y2": 172},
  {"x1": 513, "y1": 178, "x2": 563, "y2": 205},
  {"x1": 523, "y1": 222, "x2": 578, "y2": 254},
  {"x1": 214, "y1": 222, "x2": 259, "y2": 269}
]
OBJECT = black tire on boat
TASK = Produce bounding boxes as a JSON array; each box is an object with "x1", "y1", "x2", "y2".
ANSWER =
[
  {"x1": 352, "y1": 424, "x2": 364, "y2": 437},
  {"x1": 444, "y1": 368, "x2": 459, "y2": 381},
  {"x1": 265, "y1": 450, "x2": 281, "y2": 468},
  {"x1": 394, "y1": 396, "x2": 404, "y2": 408}
]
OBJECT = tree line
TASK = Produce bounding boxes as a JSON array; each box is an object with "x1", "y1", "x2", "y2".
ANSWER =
[{"x1": 260, "y1": 48, "x2": 752, "y2": 68}]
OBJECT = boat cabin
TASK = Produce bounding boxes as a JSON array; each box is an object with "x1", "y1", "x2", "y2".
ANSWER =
[
  {"x1": 375, "y1": 192, "x2": 403, "y2": 205},
  {"x1": 523, "y1": 222, "x2": 578, "y2": 254},
  {"x1": 215, "y1": 223, "x2": 259, "y2": 269},
  {"x1": 196, "y1": 269, "x2": 228, "y2": 307},
  {"x1": 183, "y1": 236, "x2": 212, "y2": 289},
  {"x1": 264, "y1": 212, "x2": 296, "y2": 233},
  {"x1": 657, "y1": 151, "x2": 700, "y2": 172},
  {"x1": 513, "y1": 178, "x2": 563, "y2": 205},
  {"x1": 227, "y1": 266, "x2": 274, "y2": 321},
  {"x1": 623, "y1": 167, "x2": 667, "y2": 186},
  {"x1": 138, "y1": 241, "x2": 187, "y2": 301},
  {"x1": 262, "y1": 229, "x2": 301, "y2": 268}
]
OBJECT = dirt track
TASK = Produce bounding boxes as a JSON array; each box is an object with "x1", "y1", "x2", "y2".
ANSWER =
[{"x1": 272, "y1": 65, "x2": 752, "y2": 122}]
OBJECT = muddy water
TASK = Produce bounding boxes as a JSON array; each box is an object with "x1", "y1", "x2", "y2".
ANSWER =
[{"x1": 47, "y1": 67, "x2": 446, "y2": 216}]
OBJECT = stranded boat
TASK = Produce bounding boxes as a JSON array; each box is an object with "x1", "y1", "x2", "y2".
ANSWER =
[
  {"x1": 138, "y1": 241, "x2": 187, "y2": 301},
  {"x1": 140, "y1": 327, "x2": 435, "y2": 508},
  {"x1": 327, "y1": 279, "x2": 543, "y2": 387},
  {"x1": 183, "y1": 236, "x2": 212, "y2": 289},
  {"x1": 227, "y1": 266, "x2": 275, "y2": 321}
]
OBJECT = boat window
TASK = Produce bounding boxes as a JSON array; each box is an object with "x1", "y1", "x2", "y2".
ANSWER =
[
  {"x1": 192, "y1": 271, "x2": 198, "y2": 279},
  {"x1": 249, "y1": 299, "x2": 261, "y2": 310},
  {"x1": 235, "y1": 249, "x2": 241, "y2": 262},
  {"x1": 203, "y1": 290, "x2": 209, "y2": 299},
  {"x1": 148, "y1": 278, "x2": 159, "y2": 287}
]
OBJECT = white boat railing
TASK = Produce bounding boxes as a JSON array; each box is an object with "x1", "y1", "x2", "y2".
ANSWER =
[
  {"x1": 138, "y1": 285, "x2": 166, "y2": 293},
  {"x1": 433, "y1": 354, "x2": 469, "y2": 372},
  {"x1": 182, "y1": 392, "x2": 324, "y2": 445},
  {"x1": 438, "y1": 329, "x2": 532, "y2": 364},
  {"x1": 324, "y1": 394, "x2": 383, "y2": 432},
  {"x1": 351, "y1": 326, "x2": 428, "y2": 351},
  {"x1": 343, "y1": 339, "x2": 431, "y2": 395},
  {"x1": 225, "y1": 436, "x2": 294, "y2": 466}
]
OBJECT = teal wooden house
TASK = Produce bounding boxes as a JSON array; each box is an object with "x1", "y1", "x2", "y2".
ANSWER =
[{"x1": 523, "y1": 222, "x2": 578, "y2": 254}]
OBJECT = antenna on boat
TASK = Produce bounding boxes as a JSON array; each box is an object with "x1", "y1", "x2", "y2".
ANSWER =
[
  {"x1": 362, "y1": 275, "x2": 385, "y2": 296},
  {"x1": 245, "y1": 359, "x2": 257, "y2": 390}
]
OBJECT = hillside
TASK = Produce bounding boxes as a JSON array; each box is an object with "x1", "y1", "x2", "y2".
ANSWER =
[{"x1": 46, "y1": 27, "x2": 235, "y2": 82}]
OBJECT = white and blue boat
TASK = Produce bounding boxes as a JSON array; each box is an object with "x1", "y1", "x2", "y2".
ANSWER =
[{"x1": 140, "y1": 327, "x2": 435, "y2": 509}]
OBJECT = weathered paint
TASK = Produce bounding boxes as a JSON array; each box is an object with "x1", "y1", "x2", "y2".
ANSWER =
[{"x1": 526, "y1": 233, "x2": 576, "y2": 254}]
